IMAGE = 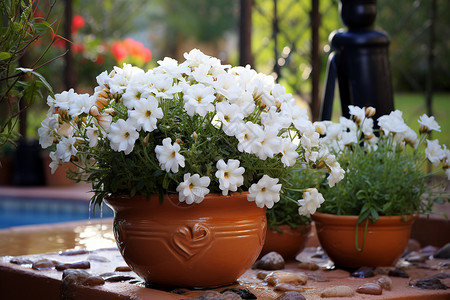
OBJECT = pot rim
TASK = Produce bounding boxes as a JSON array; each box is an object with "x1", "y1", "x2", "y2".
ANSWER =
[{"x1": 311, "y1": 211, "x2": 418, "y2": 226}]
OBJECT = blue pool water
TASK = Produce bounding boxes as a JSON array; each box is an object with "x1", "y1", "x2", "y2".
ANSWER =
[{"x1": 0, "y1": 196, "x2": 114, "y2": 229}]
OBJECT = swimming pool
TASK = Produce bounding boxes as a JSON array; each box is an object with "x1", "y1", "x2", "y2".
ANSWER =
[{"x1": 0, "y1": 196, "x2": 114, "y2": 229}]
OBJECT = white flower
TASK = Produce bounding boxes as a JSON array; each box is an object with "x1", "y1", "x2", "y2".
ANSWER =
[
  {"x1": 155, "y1": 137, "x2": 185, "y2": 173},
  {"x1": 38, "y1": 114, "x2": 59, "y2": 148},
  {"x1": 261, "y1": 106, "x2": 291, "y2": 131},
  {"x1": 176, "y1": 173, "x2": 210, "y2": 204},
  {"x1": 425, "y1": 139, "x2": 445, "y2": 166},
  {"x1": 215, "y1": 102, "x2": 244, "y2": 136},
  {"x1": 280, "y1": 138, "x2": 299, "y2": 167},
  {"x1": 149, "y1": 73, "x2": 183, "y2": 99},
  {"x1": 339, "y1": 117, "x2": 358, "y2": 146},
  {"x1": 418, "y1": 114, "x2": 441, "y2": 133},
  {"x1": 48, "y1": 88, "x2": 77, "y2": 111},
  {"x1": 56, "y1": 136, "x2": 78, "y2": 162},
  {"x1": 128, "y1": 97, "x2": 163, "y2": 132},
  {"x1": 48, "y1": 151, "x2": 60, "y2": 174},
  {"x1": 212, "y1": 73, "x2": 243, "y2": 100},
  {"x1": 236, "y1": 122, "x2": 264, "y2": 154},
  {"x1": 377, "y1": 110, "x2": 409, "y2": 135},
  {"x1": 254, "y1": 126, "x2": 282, "y2": 160},
  {"x1": 348, "y1": 105, "x2": 366, "y2": 124},
  {"x1": 324, "y1": 154, "x2": 345, "y2": 187},
  {"x1": 215, "y1": 159, "x2": 245, "y2": 196},
  {"x1": 247, "y1": 175, "x2": 282, "y2": 209},
  {"x1": 183, "y1": 83, "x2": 215, "y2": 116},
  {"x1": 86, "y1": 126, "x2": 100, "y2": 147},
  {"x1": 121, "y1": 81, "x2": 151, "y2": 109},
  {"x1": 107, "y1": 119, "x2": 139, "y2": 155},
  {"x1": 297, "y1": 188, "x2": 325, "y2": 216},
  {"x1": 69, "y1": 93, "x2": 95, "y2": 117}
]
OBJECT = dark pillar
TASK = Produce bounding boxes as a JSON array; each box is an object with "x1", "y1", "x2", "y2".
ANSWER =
[{"x1": 239, "y1": 0, "x2": 253, "y2": 66}]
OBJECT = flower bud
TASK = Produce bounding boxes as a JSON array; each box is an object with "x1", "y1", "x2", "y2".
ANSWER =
[
  {"x1": 90, "y1": 106, "x2": 100, "y2": 117},
  {"x1": 365, "y1": 107, "x2": 376, "y2": 118},
  {"x1": 192, "y1": 132, "x2": 198, "y2": 140}
]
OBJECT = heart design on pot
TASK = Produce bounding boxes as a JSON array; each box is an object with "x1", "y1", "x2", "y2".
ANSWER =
[{"x1": 172, "y1": 223, "x2": 213, "y2": 261}]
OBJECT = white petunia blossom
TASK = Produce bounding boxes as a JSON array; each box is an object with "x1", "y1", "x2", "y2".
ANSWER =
[
  {"x1": 215, "y1": 102, "x2": 244, "y2": 136},
  {"x1": 128, "y1": 97, "x2": 163, "y2": 132},
  {"x1": 297, "y1": 188, "x2": 325, "y2": 216},
  {"x1": 215, "y1": 159, "x2": 245, "y2": 196},
  {"x1": 86, "y1": 126, "x2": 100, "y2": 147},
  {"x1": 107, "y1": 119, "x2": 139, "y2": 155},
  {"x1": 235, "y1": 122, "x2": 264, "y2": 154},
  {"x1": 183, "y1": 83, "x2": 215, "y2": 116},
  {"x1": 247, "y1": 175, "x2": 282, "y2": 209},
  {"x1": 425, "y1": 139, "x2": 445, "y2": 166},
  {"x1": 377, "y1": 110, "x2": 409, "y2": 135},
  {"x1": 38, "y1": 113, "x2": 59, "y2": 148},
  {"x1": 56, "y1": 136, "x2": 78, "y2": 162},
  {"x1": 418, "y1": 114, "x2": 441, "y2": 133},
  {"x1": 280, "y1": 138, "x2": 299, "y2": 167},
  {"x1": 154, "y1": 137, "x2": 185, "y2": 173},
  {"x1": 324, "y1": 154, "x2": 345, "y2": 187},
  {"x1": 176, "y1": 173, "x2": 210, "y2": 204},
  {"x1": 348, "y1": 105, "x2": 366, "y2": 124},
  {"x1": 69, "y1": 93, "x2": 95, "y2": 117},
  {"x1": 48, "y1": 151, "x2": 60, "y2": 174},
  {"x1": 254, "y1": 126, "x2": 282, "y2": 160}
]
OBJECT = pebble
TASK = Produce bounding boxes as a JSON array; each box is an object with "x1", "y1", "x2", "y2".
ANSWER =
[
  {"x1": 434, "y1": 243, "x2": 450, "y2": 259},
  {"x1": 320, "y1": 285, "x2": 354, "y2": 298},
  {"x1": 297, "y1": 262, "x2": 319, "y2": 270},
  {"x1": 83, "y1": 275, "x2": 105, "y2": 286},
  {"x1": 10, "y1": 257, "x2": 33, "y2": 265},
  {"x1": 274, "y1": 283, "x2": 305, "y2": 292},
  {"x1": 256, "y1": 271, "x2": 270, "y2": 280},
  {"x1": 375, "y1": 275, "x2": 392, "y2": 290},
  {"x1": 356, "y1": 282, "x2": 383, "y2": 295},
  {"x1": 388, "y1": 268, "x2": 409, "y2": 278},
  {"x1": 220, "y1": 288, "x2": 256, "y2": 299},
  {"x1": 404, "y1": 239, "x2": 421, "y2": 255},
  {"x1": 115, "y1": 266, "x2": 132, "y2": 272},
  {"x1": 56, "y1": 261, "x2": 90, "y2": 271},
  {"x1": 59, "y1": 249, "x2": 89, "y2": 256},
  {"x1": 420, "y1": 245, "x2": 438, "y2": 256},
  {"x1": 410, "y1": 277, "x2": 449, "y2": 290},
  {"x1": 351, "y1": 267, "x2": 375, "y2": 278},
  {"x1": 86, "y1": 254, "x2": 110, "y2": 262},
  {"x1": 32, "y1": 259, "x2": 58, "y2": 270},
  {"x1": 264, "y1": 271, "x2": 308, "y2": 286},
  {"x1": 406, "y1": 254, "x2": 427, "y2": 263},
  {"x1": 103, "y1": 274, "x2": 136, "y2": 282},
  {"x1": 254, "y1": 251, "x2": 285, "y2": 270},
  {"x1": 276, "y1": 291, "x2": 306, "y2": 300}
]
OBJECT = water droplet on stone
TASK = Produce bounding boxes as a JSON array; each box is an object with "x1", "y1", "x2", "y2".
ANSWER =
[{"x1": 32, "y1": 258, "x2": 58, "y2": 270}]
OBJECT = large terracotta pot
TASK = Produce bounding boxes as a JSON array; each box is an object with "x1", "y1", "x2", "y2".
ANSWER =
[
  {"x1": 312, "y1": 212, "x2": 417, "y2": 268},
  {"x1": 260, "y1": 224, "x2": 311, "y2": 260},
  {"x1": 105, "y1": 192, "x2": 266, "y2": 288}
]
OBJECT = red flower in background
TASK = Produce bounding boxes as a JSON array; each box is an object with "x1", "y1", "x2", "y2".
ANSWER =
[
  {"x1": 111, "y1": 38, "x2": 152, "y2": 64},
  {"x1": 71, "y1": 15, "x2": 85, "y2": 34}
]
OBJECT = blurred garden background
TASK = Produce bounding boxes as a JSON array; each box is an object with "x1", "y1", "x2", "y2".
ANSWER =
[{"x1": 1, "y1": 0, "x2": 449, "y2": 181}]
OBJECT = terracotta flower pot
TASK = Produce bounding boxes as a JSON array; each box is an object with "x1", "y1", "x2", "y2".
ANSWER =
[
  {"x1": 260, "y1": 224, "x2": 311, "y2": 260},
  {"x1": 312, "y1": 212, "x2": 417, "y2": 268},
  {"x1": 105, "y1": 192, "x2": 266, "y2": 288}
]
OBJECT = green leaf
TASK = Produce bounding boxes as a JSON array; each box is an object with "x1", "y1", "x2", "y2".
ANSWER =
[
  {"x1": 30, "y1": 70, "x2": 54, "y2": 97},
  {"x1": 0, "y1": 52, "x2": 11, "y2": 61}
]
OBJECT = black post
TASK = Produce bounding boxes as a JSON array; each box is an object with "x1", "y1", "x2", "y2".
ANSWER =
[
  {"x1": 239, "y1": 0, "x2": 253, "y2": 66},
  {"x1": 321, "y1": 0, "x2": 394, "y2": 121}
]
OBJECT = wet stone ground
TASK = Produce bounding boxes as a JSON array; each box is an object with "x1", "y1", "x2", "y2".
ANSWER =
[{"x1": 2, "y1": 240, "x2": 450, "y2": 299}]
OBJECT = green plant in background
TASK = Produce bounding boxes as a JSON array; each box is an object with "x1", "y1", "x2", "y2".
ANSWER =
[
  {"x1": 0, "y1": 0, "x2": 59, "y2": 148},
  {"x1": 317, "y1": 105, "x2": 449, "y2": 225}
]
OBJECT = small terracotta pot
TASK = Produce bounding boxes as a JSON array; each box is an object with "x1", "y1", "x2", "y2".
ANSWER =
[
  {"x1": 312, "y1": 212, "x2": 417, "y2": 268},
  {"x1": 105, "y1": 192, "x2": 266, "y2": 288},
  {"x1": 260, "y1": 224, "x2": 311, "y2": 260}
]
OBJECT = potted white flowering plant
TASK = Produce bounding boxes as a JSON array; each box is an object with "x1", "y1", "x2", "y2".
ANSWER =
[
  {"x1": 39, "y1": 49, "x2": 343, "y2": 287},
  {"x1": 312, "y1": 105, "x2": 450, "y2": 268}
]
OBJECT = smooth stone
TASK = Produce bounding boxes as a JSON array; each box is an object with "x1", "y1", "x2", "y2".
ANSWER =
[
  {"x1": 410, "y1": 277, "x2": 449, "y2": 290},
  {"x1": 32, "y1": 259, "x2": 58, "y2": 270},
  {"x1": 56, "y1": 261, "x2": 90, "y2": 271},
  {"x1": 84, "y1": 275, "x2": 105, "y2": 286},
  {"x1": 264, "y1": 271, "x2": 308, "y2": 286},
  {"x1": 274, "y1": 283, "x2": 305, "y2": 292},
  {"x1": 62, "y1": 269, "x2": 90, "y2": 280},
  {"x1": 61, "y1": 270, "x2": 92, "y2": 299},
  {"x1": 404, "y1": 239, "x2": 421, "y2": 256},
  {"x1": 356, "y1": 282, "x2": 382, "y2": 295},
  {"x1": 351, "y1": 267, "x2": 375, "y2": 278},
  {"x1": 220, "y1": 288, "x2": 256, "y2": 299},
  {"x1": 434, "y1": 243, "x2": 450, "y2": 259},
  {"x1": 375, "y1": 275, "x2": 392, "y2": 291},
  {"x1": 388, "y1": 268, "x2": 409, "y2": 278},
  {"x1": 59, "y1": 249, "x2": 89, "y2": 256},
  {"x1": 433, "y1": 273, "x2": 450, "y2": 279},
  {"x1": 297, "y1": 262, "x2": 319, "y2": 270},
  {"x1": 86, "y1": 254, "x2": 110, "y2": 262},
  {"x1": 115, "y1": 266, "x2": 132, "y2": 272},
  {"x1": 10, "y1": 257, "x2": 33, "y2": 265},
  {"x1": 405, "y1": 254, "x2": 427, "y2": 263},
  {"x1": 320, "y1": 285, "x2": 355, "y2": 298},
  {"x1": 276, "y1": 291, "x2": 306, "y2": 300},
  {"x1": 255, "y1": 251, "x2": 285, "y2": 270},
  {"x1": 256, "y1": 271, "x2": 270, "y2": 280},
  {"x1": 420, "y1": 245, "x2": 438, "y2": 256},
  {"x1": 104, "y1": 274, "x2": 136, "y2": 282}
]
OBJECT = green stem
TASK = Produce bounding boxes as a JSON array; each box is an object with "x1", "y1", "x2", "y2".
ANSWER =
[{"x1": 355, "y1": 218, "x2": 369, "y2": 252}]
